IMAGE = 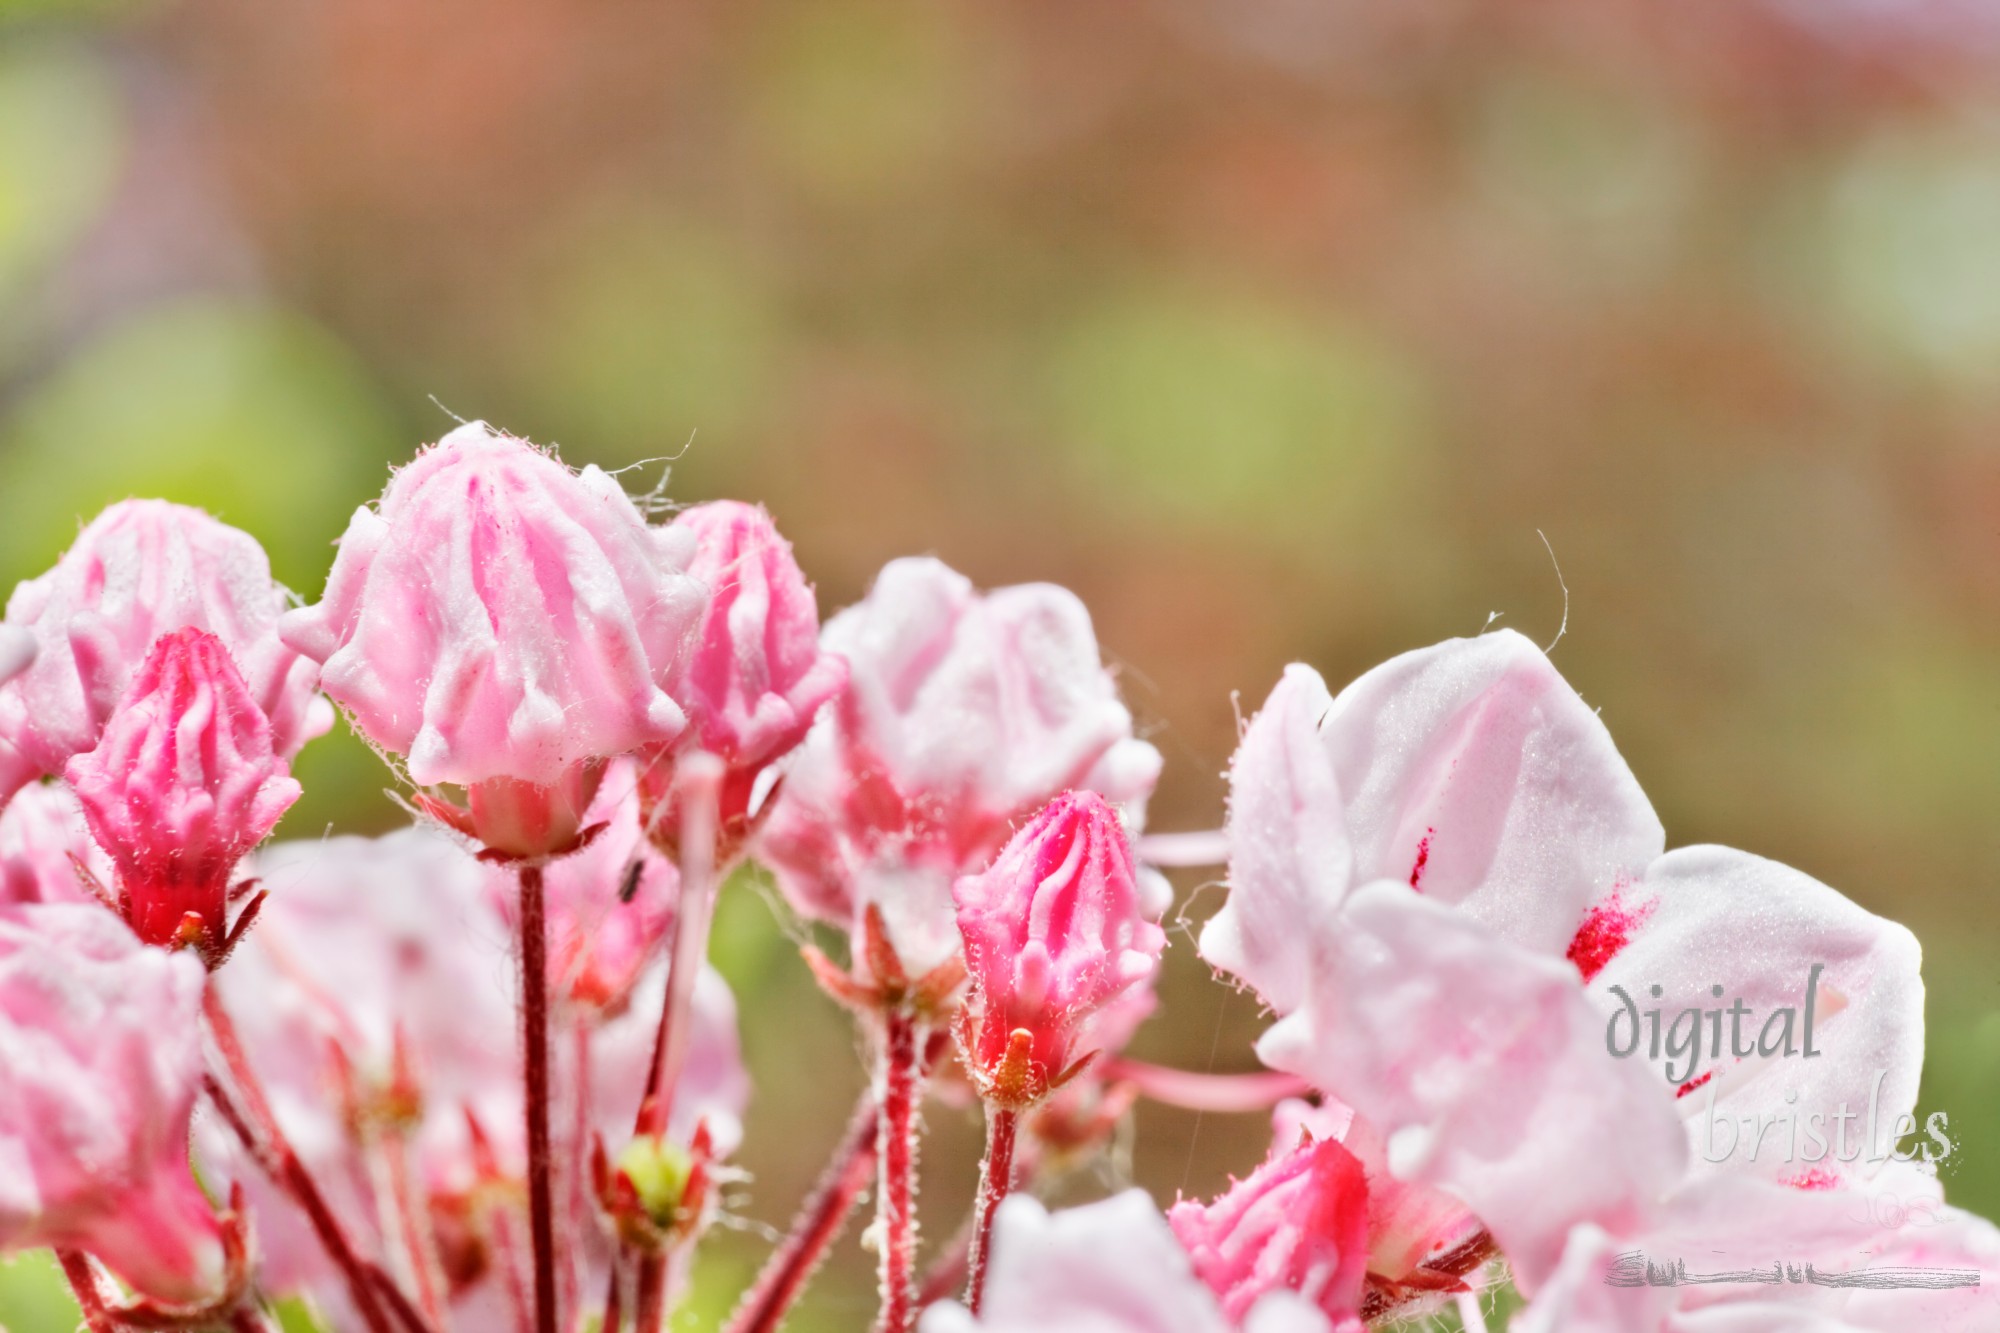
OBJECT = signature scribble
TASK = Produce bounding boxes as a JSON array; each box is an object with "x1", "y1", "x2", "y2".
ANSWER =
[{"x1": 1606, "y1": 1251, "x2": 1982, "y2": 1292}]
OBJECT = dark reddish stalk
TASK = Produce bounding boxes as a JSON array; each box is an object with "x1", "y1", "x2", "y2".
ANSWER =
[
  {"x1": 873, "y1": 1008, "x2": 922, "y2": 1333},
  {"x1": 600, "y1": 1264, "x2": 624, "y2": 1333},
  {"x1": 964, "y1": 1107, "x2": 1018, "y2": 1313},
  {"x1": 517, "y1": 863, "x2": 558, "y2": 1333},
  {"x1": 724, "y1": 1091, "x2": 881, "y2": 1333},
  {"x1": 630, "y1": 1259, "x2": 667, "y2": 1333},
  {"x1": 202, "y1": 991, "x2": 395, "y2": 1333},
  {"x1": 57, "y1": 1250, "x2": 117, "y2": 1333}
]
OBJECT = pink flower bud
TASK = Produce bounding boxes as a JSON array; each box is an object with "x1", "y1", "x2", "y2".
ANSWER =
[
  {"x1": 0, "y1": 500, "x2": 323, "y2": 807},
  {"x1": 669, "y1": 501, "x2": 846, "y2": 771},
  {"x1": 0, "y1": 780, "x2": 108, "y2": 907},
  {"x1": 1167, "y1": 1131, "x2": 1372, "y2": 1328},
  {"x1": 65, "y1": 628, "x2": 300, "y2": 951},
  {"x1": 759, "y1": 557, "x2": 1160, "y2": 972},
  {"x1": 643, "y1": 502, "x2": 847, "y2": 848},
  {"x1": 0, "y1": 903, "x2": 227, "y2": 1304},
  {"x1": 952, "y1": 791, "x2": 1164, "y2": 1108},
  {"x1": 279, "y1": 423, "x2": 708, "y2": 857}
]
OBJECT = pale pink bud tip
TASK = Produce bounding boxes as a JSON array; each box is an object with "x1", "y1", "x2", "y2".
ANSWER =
[
  {"x1": 0, "y1": 499, "x2": 321, "y2": 807},
  {"x1": 672, "y1": 501, "x2": 846, "y2": 769},
  {"x1": 952, "y1": 790, "x2": 1165, "y2": 1108},
  {"x1": 1167, "y1": 1132, "x2": 1372, "y2": 1326},
  {"x1": 644, "y1": 501, "x2": 847, "y2": 851},
  {"x1": 65, "y1": 628, "x2": 299, "y2": 950},
  {"x1": 0, "y1": 904, "x2": 226, "y2": 1303},
  {"x1": 278, "y1": 422, "x2": 707, "y2": 793}
]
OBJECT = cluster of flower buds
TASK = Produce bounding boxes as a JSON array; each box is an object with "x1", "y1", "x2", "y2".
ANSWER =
[{"x1": 0, "y1": 416, "x2": 1992, "y2": 1333}]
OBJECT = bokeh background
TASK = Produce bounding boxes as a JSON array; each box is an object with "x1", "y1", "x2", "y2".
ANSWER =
[{"x1": 1, "y1": 0, "x2": 1997, "y2": 1327}]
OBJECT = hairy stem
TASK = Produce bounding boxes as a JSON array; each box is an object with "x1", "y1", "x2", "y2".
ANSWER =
[
  {"x1": 724, "y1": 1090, "x2": 880, "y2": 1333},
  {"x1": 873, "y1": 1008, "x2": 922, "y2": 1333},
  {"x1": 964, "y1": 1106, "x2": 1018, "y2": 1314},
  {"x1": 56, "y1": 1250, "x2": 117, "y2": 1333},
  {"x1": 202, "y1": 989, "x2": 395, "y2": 1333},
  {"x1": 517, "y1": 864, "x2": 557, "y2": 1333}
]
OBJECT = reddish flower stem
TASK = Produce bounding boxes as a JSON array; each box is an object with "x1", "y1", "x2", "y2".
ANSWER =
[
  {"x1": 201, "y1": 989, "x2": 395, "y2": 1333},
  {"x1": 630, "y1": 1259, "x2": 667, "y2": 1333},
  {"x1": 723, "y1": 1090, "x2": 881, "y2": 1333},
  {"x1": 56, "y1": 1250, "x2": 117, "y2": 1333},
  {"x1": 624, "y1": 757, "x2": 725, "y2": 1333},
  {"x1": 638, "y1": 754, "x2": 724, "y2": 1136},
  {"x1": 517, "y1": 863, "x2": 558, "y2": 1333},
  {"x1": 873, "y1": 1007, "x2": 922, "y2": 1333},
  {"x1": 964, "y1": 1106, "x2": 1018, "y2": 1314}
]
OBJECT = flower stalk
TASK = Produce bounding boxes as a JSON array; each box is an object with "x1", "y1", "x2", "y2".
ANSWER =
[
  {"x1": 57, "y1": 1251, "x2": 118, "y2": 1333},
  {"x1": 516, "y1": 863, "x2": 557, "y2": 1333},
  {"x1": 724, "y1": 1090, "x2": 880, "y2": 1333},
  {"x1": 873, "y1": 1004, "x2": 922, "y2": 1333},
  {"x1": 964, "y1": 1105, "x2": 1018, "y2": 1314}
]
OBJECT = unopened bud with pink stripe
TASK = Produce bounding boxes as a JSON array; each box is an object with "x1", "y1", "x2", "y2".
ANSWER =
[
  {"x1": 952, "y1": 791, "x2": 1164, "y2": 1109},
  {"x1": 279, "y1": 423, "x2": 707, "y2": 858},
  {"x1": 1167, "y1": 1131, "x2": 1371, "y2": 1329},
  {"x1": 65, "y1": 628, "x2": 299, "y2": 952},
  {"x1": 644, "y1": 501, "x2": 846, "y2": 855}
]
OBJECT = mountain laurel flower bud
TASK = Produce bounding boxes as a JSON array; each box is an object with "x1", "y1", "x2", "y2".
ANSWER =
[
  {"x1": 1166, "y1": 1131, "x2": 1372, "y2": 1329},
  {"x1": 0, "y1": 903, "x2": 228, "y2": 1305},
  {"x1": 65, "y1": 628, "x2": 300, "y2": 954},
  {"x1": 0, "y1": 500, "x2": 324, "y2": 809},
  {"x1": 952, "y1": 791, "x2": 1164, "y2": 1109},
  {"x1": 642, "y1": 501, "x2": 847, "y2": 855},
  {"x1": 279, "y1": 423, "x2": 708, "y2": 858}
]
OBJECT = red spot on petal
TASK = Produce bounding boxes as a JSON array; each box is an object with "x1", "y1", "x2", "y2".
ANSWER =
[
  {"x1": 1408, "y1": 829, "x2": 1433, "y2": 892},
  {"x1": 1675, "y1": 1071, "x2": 1712, "y2": 1099},
  {"x1": 1784, "y1": 1167, "x2": 1840, "y2": 1191},
  {"x1": 1565, "y1": 885, "x2": 1655, "y2": 983}
]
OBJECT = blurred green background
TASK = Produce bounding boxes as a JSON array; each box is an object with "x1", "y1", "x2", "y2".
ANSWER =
[{"x1": 1, "y1": 0, "x2": 1997, "y2": 1327}]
